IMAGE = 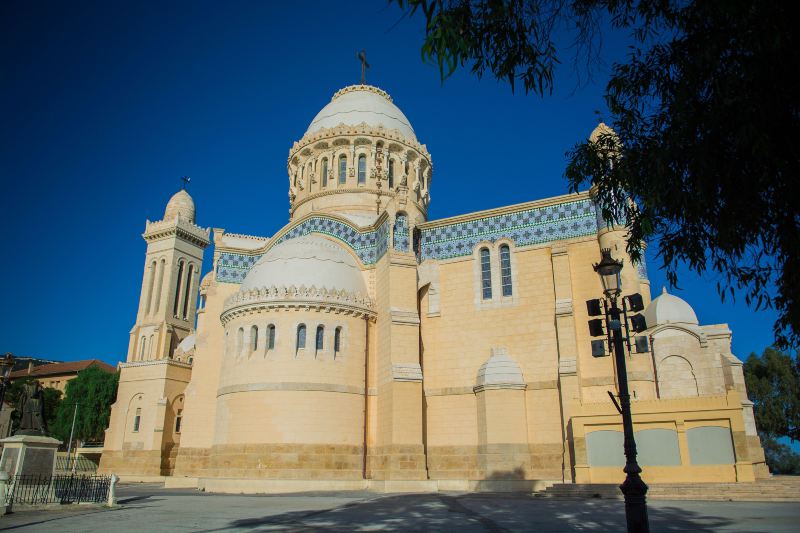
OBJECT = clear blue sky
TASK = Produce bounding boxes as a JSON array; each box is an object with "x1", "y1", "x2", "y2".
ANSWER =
[{"x1": 0, "y1": 0, "x2": 779, "y2": 366}]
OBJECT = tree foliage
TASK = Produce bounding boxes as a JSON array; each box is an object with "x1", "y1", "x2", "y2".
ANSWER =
[
  {"x1": 744, "y1": 347, "x2": 800, "y2": 442},
  {"x1": 51, "y1": 366, "x2": 119, "y2": 444},
  {"x1": 395, "y1": 0, "x2": 800, "y2": 348},
  {"x1": 4, "y1": 377, "x2": 62, "y2": 435}
]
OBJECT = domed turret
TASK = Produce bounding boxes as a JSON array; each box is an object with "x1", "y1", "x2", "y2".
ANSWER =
[
  {"x1": 164, "y1": 189, "x2": 196, "y2": 223},
  {"x1": 287, "y1": 85, "x2": 432, "y2": 224},
  {"x1": 643, "y1": 287, "x2": 699, "y2": 327}
]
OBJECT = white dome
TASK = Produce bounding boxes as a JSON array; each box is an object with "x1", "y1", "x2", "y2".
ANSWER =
[
  {"x1": 642, "y1": 287, "x2": 699, "y2": 327},
  {"x1": 240, "y1": 234, "x2": 367, "y2": 295},
  {"x1": 176, "y1": 333, "x2": 195, "y2": 354},
  {"x1": 305, "y1": 85, "x2": 416, "y2": 141},
  {"x1": 164, "y1": 189, "x2": 195, "y2": 223},
  {"x1": 475, "y1": 348, "x2": 525, "y2": 390}
]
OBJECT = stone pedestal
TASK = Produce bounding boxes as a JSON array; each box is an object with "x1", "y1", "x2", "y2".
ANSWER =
[{"x1": 0, "y1": 435, "x2": 61, "y2": 477}]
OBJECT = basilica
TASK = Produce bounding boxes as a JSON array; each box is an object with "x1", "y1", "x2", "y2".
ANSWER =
[{"x1": 99, "y1": 84, "x2": 768, "y2": 492}]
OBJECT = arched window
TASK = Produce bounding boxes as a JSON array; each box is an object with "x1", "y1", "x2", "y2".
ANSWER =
[
  {"x1": 182, "y1": 264, "x2": 194, "y2": 319},
  {"x1": 357, "y1": 154, "x2": 366, "y2": 184},
  {"x1": 154, "y1": 259, "x2": 165, "y2": 314},
  {"x1": 139, "y1": 336, "x2": 147, "y2": 360},
  {"x1": 316, "y1": 325, "x2": 324, "y2": 351},
  {"x1": 250, "y1": 325, "x2": 258, "y2": 352},
  {"x1": 236, "y1": 327, "x2": 244, "y2": 356},
  {"x1": 148, "y1": 334, "x2": 155, "y2": 360},
  {"x1": 321, "y1": 158, "x2": 328, "y2": 187},
  {"x1": 499, "y1": 244, "x2": 512, "y2": 296},
  {"x1": 480, "y1": 248, "x2": 492, "y2": 300},
  {"x1": 334, "y1": 327, "x2": 342, "y2": 355},
  {"x1": 173, "y1": 260, "x2": 185, "y2": 316},
  {"x1": 296, "y1": 324, "x2": 306, "y2": 351},
  {"x1": 267, "y1": 324, "x2": 276, "y2": 350},
  {"x1": 338, "y1": 155, "x2": 347, "y2": 184},
  {"x1": 388, "y1": 159, "x2": 395, "y2": 188},
  {"x1": 145, "y1": 260, "x2": 156, "y2": 314}
]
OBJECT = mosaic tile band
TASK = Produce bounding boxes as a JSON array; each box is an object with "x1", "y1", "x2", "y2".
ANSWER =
[
  {"x1": 419, "y1": 199, "x2": 598, "y2": 261},
  {"x1": 393, "y1": 213, "x2": 409, "y2": 252},
  {"x1": 216, "y1": 217, "x2": 391, "y2": 284}
]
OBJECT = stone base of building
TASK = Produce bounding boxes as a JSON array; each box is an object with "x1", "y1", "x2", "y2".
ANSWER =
[
  {"x1": 366, "y1": 444, "x2": 428, "y2": 480},
  {"x1": 98, "y1": 449, "x2": 164, "y2": 477},
  {"x1": 426, "y1": 443, "x2": 563, "y2": 481},
  {"x1": 182, "y1": 477, "x2": 559, "y2": 494}
]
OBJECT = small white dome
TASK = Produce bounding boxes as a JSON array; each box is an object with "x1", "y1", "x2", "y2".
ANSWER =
[
  {"x1": 164, "y1": 189, "x2": 195, "y2": 223},
  {"x1": 240, "y1": 234, "x2": 367, "y2": 295},
  {"x1": 176, "y1": 333, "x2": 195, "y2": 354},
  {"x1": 643, "y1": 287, "x2": 699, "y2": 327},
  {"x1": 475, "y1": 348, "x2": 525, "y2": 390},
  {"x1": 305, "y1": 85, "x2": 416, "y2": 141}
]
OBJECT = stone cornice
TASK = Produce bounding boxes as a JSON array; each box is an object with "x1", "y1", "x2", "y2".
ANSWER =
[
  {"x1": 143, "y1": 216, "x2": 211, "y2": 248},
  {"x1": 417, "y1": 190, "x2": 592, "y2": 230},
  {"x1": 221, "y1": 285, "x2": 375, "y2": 325},
  {"x1": 289, "y1": 122, "x2": 430, "y2": 162},
  {"x1": 120, "y1": 359, "x2": 193, "y2": 370}
]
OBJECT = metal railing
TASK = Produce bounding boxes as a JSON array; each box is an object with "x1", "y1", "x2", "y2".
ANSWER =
[{"x1": 5, "y1": 474, "x2": 111, "y2": 506}]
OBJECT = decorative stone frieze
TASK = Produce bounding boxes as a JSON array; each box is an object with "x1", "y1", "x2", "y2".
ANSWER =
[
  {"x1": 221, "y1": 284, "x2": 375, "y2": 325},
  {"x1": 143, "y1": 215, "x2": 211, "y2": 247}
]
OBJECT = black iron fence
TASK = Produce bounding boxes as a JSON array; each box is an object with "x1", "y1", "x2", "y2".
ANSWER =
[{"x1": 4, "y1": 474, "x2": 111, "y2": 506}]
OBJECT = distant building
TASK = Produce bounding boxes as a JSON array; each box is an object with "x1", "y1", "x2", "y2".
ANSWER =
[{"x1": 9, "y1": 359, "x2": 117, "y2": 393}]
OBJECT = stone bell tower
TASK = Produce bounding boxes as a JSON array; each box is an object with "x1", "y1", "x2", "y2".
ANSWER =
[{"x1": 127, "y1": 187, "x2": 210, "y2": 362}]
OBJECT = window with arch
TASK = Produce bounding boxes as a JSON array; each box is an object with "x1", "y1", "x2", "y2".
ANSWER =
[
  {"x1": 133, "y1": 408, "x2": 142, "y2": 432},
  {"x1": 316, "y1": 325, "x2": 324, "y2": 351},
  {"x1": 267, "y1": 324, "x2": 276, "y2": 350},
  {"x1": 357, "y1": 154, "x2": 366, "y2": 184},
  {"x1": 148, "y1": 334, "x2": 155, "y2": 359},
  {"x1": 182, "y1": 264, "x2": 194, "y2": 319},
  {"x1": 173, "y1": 260, "x2": 185, "y2": 316},
  {"x1": 499, "y1": 244, "x2": 513, "y2": 296},
  {"x1": 296, "y1": 324, "x2": 306, "y2": 351},
  {"x1": 175, "y1": 408, "x2": 183, "y2": 433},
  {"x1": 480, "y1": 248, "x2": 492, "y2": 300},
  {"x1": 154, "y1": 258, "x2": 166, "y2": 314},
  {"x1": 236, "y1": 327, "x2": 244, "y2": 356},
  {"x1": 250, "y1": 325, "x2": 259, "y2": 353},
  {"x1": 139, "y1": 336, "x2": 146, "y2": 360},
  {"x1": 338, "y1": 155, "x2": 347, "y2": 184},
  {"x1": 388, "y1": 159, "x2": 395, "y2": 188},
  {"x1": 321, "y1": 158, "x2": 328, "y2": 187},
  {"x1": 334, "y1": 327, "x2": 342, "y2": 355},
  {"x1": 145, "y1": 260, "x2": 156, "y2": 314}
]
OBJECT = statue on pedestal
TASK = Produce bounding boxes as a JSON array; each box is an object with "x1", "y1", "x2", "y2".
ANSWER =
[{"x1": 16, "y1": 381, "x2": 47, "y2": 436}]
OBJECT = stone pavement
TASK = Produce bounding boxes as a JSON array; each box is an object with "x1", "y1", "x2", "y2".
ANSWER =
[{"x1": 1, "y1": 483, "x2": 798, "y2": 532}]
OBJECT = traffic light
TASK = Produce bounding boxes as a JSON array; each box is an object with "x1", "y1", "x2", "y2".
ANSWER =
[
  {"x1": 588, "y1": 318, "x2": 605, "y2": 337},
  {"x1": 586, "y1": 298, "x2": 603, "y2": 316},
  {"x1": 629, "y1": 313, "x2": 647, "y2": 333},
  {"x1": 591, "y1": 339, "x2": 607, "y2": 357},
  {"x1": 627, "y1": 293, "x2": 645, "y2": 312},
  {"x1": 634, "y1": 336, "x2": 650, "y2": 353}
]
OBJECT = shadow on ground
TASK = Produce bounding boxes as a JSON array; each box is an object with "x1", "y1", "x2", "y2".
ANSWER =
[{"x1": 197, "y1": 493, "x2": 738, "y2": 532}]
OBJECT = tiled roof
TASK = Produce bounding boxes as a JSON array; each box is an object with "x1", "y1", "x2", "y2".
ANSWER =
[{"x1": 9, "y1": 359, "x2": 116, "y2": 379}]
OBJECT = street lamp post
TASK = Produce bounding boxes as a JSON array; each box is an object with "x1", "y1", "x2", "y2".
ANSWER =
[{"x1": 593, "y1": 249, "x2": 650, "y2": 533}]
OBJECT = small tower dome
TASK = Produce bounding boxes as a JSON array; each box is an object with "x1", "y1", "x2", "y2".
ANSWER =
[
  {"x1": 642, "y1": 287, "x2": 699, "y2": 327},
  {"x1": 589, "y1": 122, "x2": 618, "y2": 143},
  {"x1": 164, "y1": 189, "x2": 196, "y2": 223}
]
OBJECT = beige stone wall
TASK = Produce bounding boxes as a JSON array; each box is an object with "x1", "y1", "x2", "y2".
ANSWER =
[{"x1": 99, "y1": 360, "x2": 191, "y2": 476}]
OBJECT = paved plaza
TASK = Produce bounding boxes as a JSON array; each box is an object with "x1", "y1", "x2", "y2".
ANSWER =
[{"x1": 1, "y1": 483, "x2": 799, "y2": 532}]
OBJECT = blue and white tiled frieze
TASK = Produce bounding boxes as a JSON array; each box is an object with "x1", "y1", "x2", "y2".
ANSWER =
[
  {"x1": 419, "y1": 198, "x2": 597, "y2": 261},
  {"x1": 216, "y1": 216, "x2": 391, "y2": 284},
  {"x1": 393, "y1": 213, "x2": 409, "y2": 252},
  {"x1": 216, "y1": 253, "x2": 260, "y2": 284},
  {"x1": 636, "y1": 255, "x2": 649, "y2": 280}
]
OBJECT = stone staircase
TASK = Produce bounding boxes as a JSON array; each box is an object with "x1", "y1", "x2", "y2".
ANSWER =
[{"x1": 538, "y1": 476, "x2": 800, "y2": 502}]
